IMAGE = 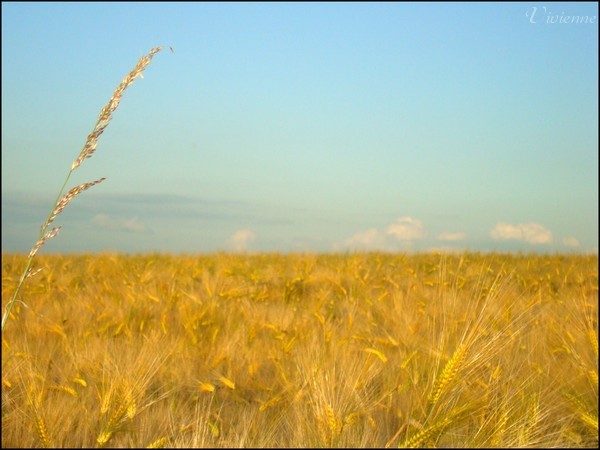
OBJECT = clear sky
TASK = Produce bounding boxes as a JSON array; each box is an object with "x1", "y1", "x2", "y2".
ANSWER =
[{"x1": 2, "y1": 2, "x2": 598, "y2": 254}]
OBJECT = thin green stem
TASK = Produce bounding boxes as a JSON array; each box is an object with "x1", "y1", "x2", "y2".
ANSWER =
[{"x1": 1, "y1": 169, "x2": 74, "y2": 332}]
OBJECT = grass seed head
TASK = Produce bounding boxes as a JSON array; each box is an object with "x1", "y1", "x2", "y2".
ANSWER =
[
  {"x1": 71, "y1": 47, "x2": 162, "y2": 172},
  {"x1": 428, "y1": 343, "x2": 467, "y2": 406}
]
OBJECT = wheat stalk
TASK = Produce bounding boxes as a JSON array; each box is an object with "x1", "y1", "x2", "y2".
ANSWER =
[
  {"x1": 579, "y1": 411, "x2": 599, "y2": 431},
  {"x1": 26, "y1": 382, "x2": 53, "y2": 448},
  {"x1": 1, "y1": 46, "x2": 163, "y2": 333},
  {"x1": 34, "y1": 413, "x2": 51, "y2": 449},
  {"x1": 490, "y1": 402, "x2": 510, "y2": 447},
  {"x1": 398, "y1": 415, "x2": 453, "y2": 448},
  {"x1": 325, "y1": 404, "x2": 342, "y2": 436},
  {"x1": 589, "y1": 329, "x2": 598, "y2": 359},
  {"x1": 146, "y1": 436, "x2": 169, "y2": 448},
  {"x1": 48, "y1": 384, "x2": 78, "y2": 398},
  {"x1": 97, "y1": 396, "x2": 129, "y2": 447},
  {"x1": 428, "y1": 343, "x2": 467, "y2": 406},
  {"x1": 399, "y1": 403, "x2": 472, "y2": 448}
]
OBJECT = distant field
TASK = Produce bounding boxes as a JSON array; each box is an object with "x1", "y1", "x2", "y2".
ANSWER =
[{"x1": 2, "y1": 252, "x2": 598, "y2": 448}]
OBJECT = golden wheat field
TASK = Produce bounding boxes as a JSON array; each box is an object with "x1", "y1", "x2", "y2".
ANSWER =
[{"x1": 1, "y1": 252, "x2": 598, "y2": 448}]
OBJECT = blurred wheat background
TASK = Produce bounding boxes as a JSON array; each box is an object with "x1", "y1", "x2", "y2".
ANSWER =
[{"x1": 2, "y1": 252, "x2": 597, "y2": 447}]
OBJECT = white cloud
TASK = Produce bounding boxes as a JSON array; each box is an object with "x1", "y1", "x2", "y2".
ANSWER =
[
  {"x1": 386, "y1": 216, "x2": 425, "y2": 241},
  {"x1": 91, "y1": 214, "x2": 146, "y2": 233},
  {"x1": 490, "y1": 223, "x2": 522, "y2": 240},
  {"x1": 339, "y1": 216, "x2": 426, "y2": 251},
  {"x1": 521, "y1": 223, "x2": 553, "y2": 244},
  {"x1": 437, "y1": 231, "x2": 466, "y2": 242},
  {"x1": 490, "y1": 222, "x2": 552, "y2": 244},
  {"x1": 226, "y1": 229, "x2": 256, "y2": 252},
  {"x1": 343, "y1": 228, "x2": 386, "y2": 250},
  {"x1": 562, "y1": 236, "x2": 580, "y2": 247}
]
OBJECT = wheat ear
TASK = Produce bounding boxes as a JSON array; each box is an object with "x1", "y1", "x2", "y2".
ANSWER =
[
  {"x1": 398, "y1": 415, "x2": 453, "y2": 448},
  {"x1": 428, "y1": 343, "x2": 467, "y2": 406},
  {"x1": 1, "y1": 46, "x2": 162, "y2": 333}
]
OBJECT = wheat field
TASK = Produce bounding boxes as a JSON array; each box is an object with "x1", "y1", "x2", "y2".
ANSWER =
[{"x1": 1, "y1": 251, "x2": 597, "y2": 448}]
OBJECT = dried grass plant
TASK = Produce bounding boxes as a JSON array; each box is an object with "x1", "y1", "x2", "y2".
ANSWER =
[{"x1": 1, "y1": 46, "x2": 163, "y2": 333}]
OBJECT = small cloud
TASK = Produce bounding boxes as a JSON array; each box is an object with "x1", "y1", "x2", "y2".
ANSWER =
[
  {"x1": 490, "y1": 223, "x2": 522, "y2": 240},
  {"x1": 226, "y1": 229, "x2": 256, "y2": 252},
  {"x1": 490, "y1": 222, "x2": 552, "y2": 244},
  {"x1": 386, "y1": 216, "x2": 425, "y2": 241},
  {"x1": 437, "y1": 231, "x2": 466, "y2": 242},
  {"x1": 343, "y1": 228, "x2": 386, "y2": 250},
  {"x1": 521, "y1": 223, "x2": 553, "y2": 244},
  {"x1": 91, "y1": 214, "x2": 146, "y2": 233},
  {"x1": 562, "y1": 236, "x2": 580, "y2": 247}
]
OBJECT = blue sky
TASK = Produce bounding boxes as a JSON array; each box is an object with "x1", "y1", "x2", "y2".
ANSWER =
[{"x1": 2, "y1": 2, "x2": 598, "y2": 254}]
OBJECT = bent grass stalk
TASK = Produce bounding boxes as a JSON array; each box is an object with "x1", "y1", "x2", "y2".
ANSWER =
[{"x1": 1, "y1": 46, "x2": 163, "y2": 333}]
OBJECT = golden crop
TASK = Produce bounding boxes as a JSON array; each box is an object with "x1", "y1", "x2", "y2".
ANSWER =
[{"x1": 1, "y1": 252, "x2": 598, "y2": 447}]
